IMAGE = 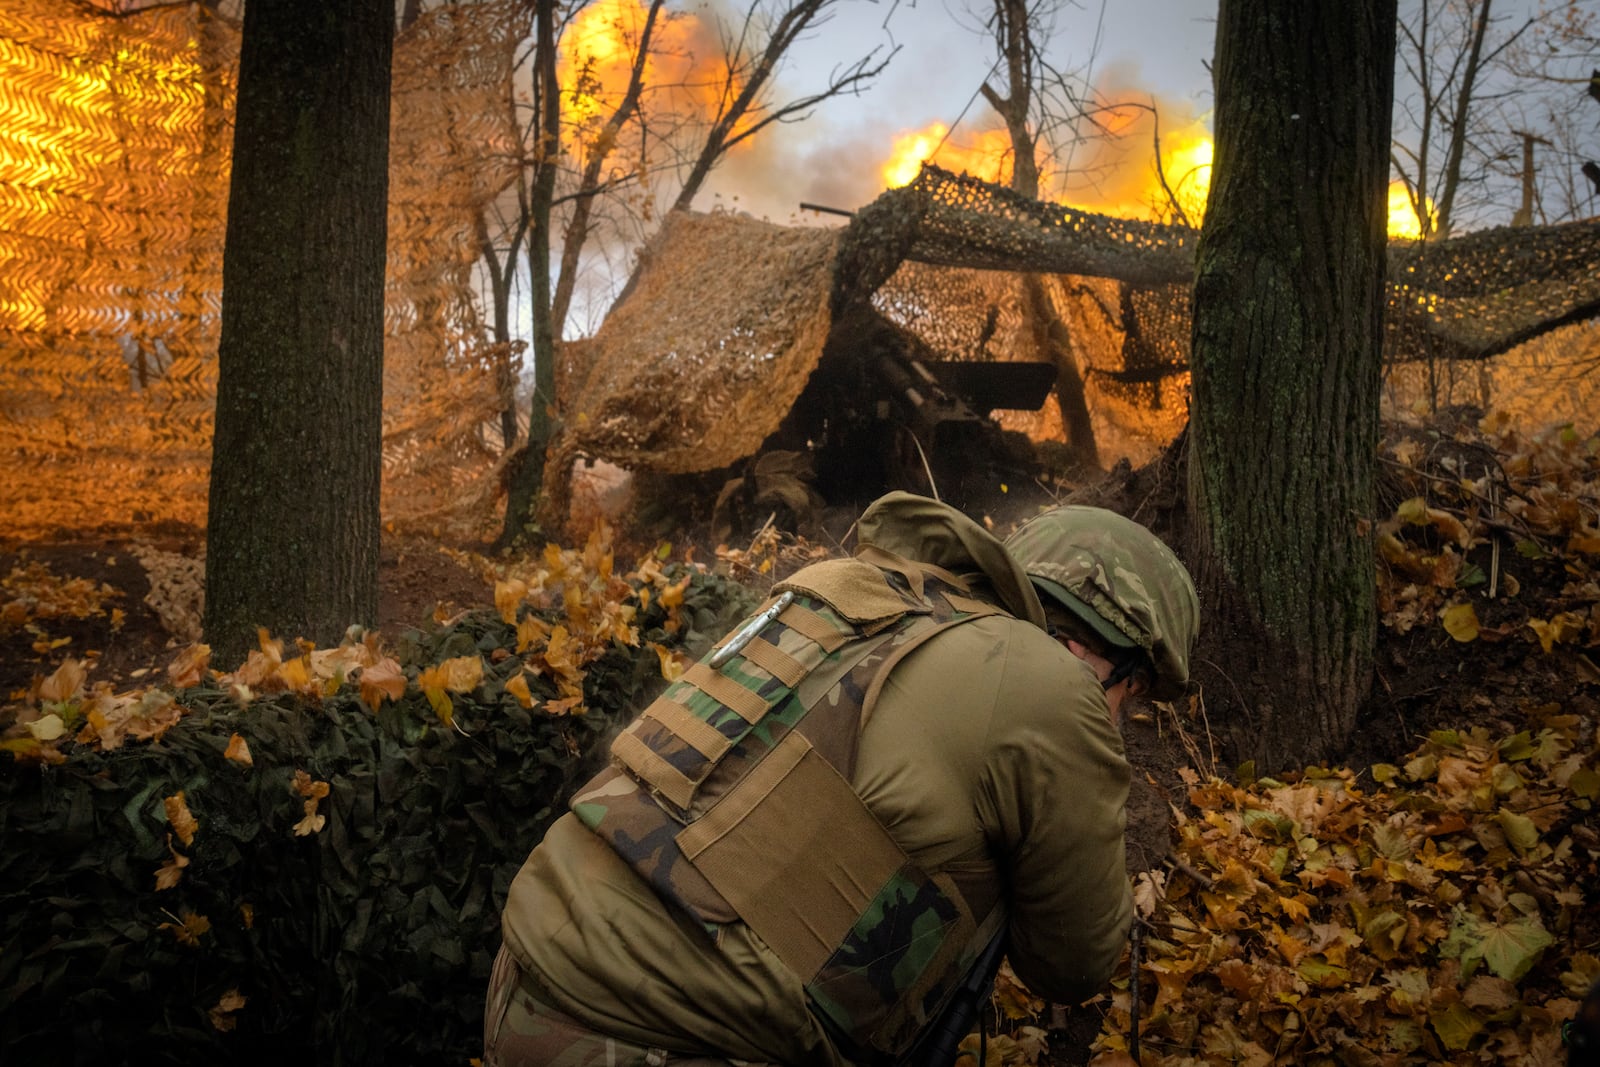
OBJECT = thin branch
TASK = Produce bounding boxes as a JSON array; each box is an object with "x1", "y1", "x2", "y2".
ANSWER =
[{"x1": 1148, "y1": 97, "x2": 1192, "y2": 229}]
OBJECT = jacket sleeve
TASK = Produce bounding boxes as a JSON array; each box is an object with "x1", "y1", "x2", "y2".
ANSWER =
[{"x1": 975, "y1": 634, "x2": 1133, "y2": 1003}]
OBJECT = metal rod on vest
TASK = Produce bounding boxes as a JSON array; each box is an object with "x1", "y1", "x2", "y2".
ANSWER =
[
  {"x1": 903, "y1": 931, "x2": 1008, "y2": 1067},
  {"x1": 709, "y1": 591, "x2": 795, "y2": 669}
]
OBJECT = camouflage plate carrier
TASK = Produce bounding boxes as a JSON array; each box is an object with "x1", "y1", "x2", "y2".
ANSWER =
[{"x1": 570, "y1": 547, "x2": 1010, "y2": 1062}]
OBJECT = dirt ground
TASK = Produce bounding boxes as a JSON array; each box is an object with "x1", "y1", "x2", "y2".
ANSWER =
[{"x1": 0, "y1": 530, "x2": 493, "y2": 699}]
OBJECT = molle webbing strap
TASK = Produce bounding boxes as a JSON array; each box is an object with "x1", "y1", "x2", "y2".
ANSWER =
[
  {"x1": 607, "y1": 596, "x2": 858, "y2": 816},
  {"x1": 776, "y1": 601, "x2": 849, "y2": 651},
  {"x1": 682, "y1": 662, "x2": 770, "y2": 723},
  {"x1": 736, "y1": 636, "x2": 806, "y2": 687},
  {"x1": 643, "y1": 697, "x2": 733, "y2": 761},
  {"x1": 611, "y1": 729, "x2": 698, "y2": 810}
]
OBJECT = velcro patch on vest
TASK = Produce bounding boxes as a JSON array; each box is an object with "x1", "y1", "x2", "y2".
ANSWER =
[
  {"x1": 676, "y1": 731, "x2": 910, "y2": 983},
  {"x1": 778, "y1": 558, "x2": 931, "y2": 630}
]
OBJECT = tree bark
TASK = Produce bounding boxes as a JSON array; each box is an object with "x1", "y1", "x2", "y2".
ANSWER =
[
  {"x1": 1023, "y1": 275, "x2": 1099, "y2": 472},
  {"x1": 204, "y1": 0, "x2": 394, "y2": 665},
  {"x1": 1187, "y1": 0, "x2": 1396, "y2": 768},
  {"x1": 1432, "y1": 0, "x2": 1493, "y2": 238}
]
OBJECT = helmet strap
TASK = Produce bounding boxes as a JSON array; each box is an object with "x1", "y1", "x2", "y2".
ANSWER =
[{"x1": 1102, "y1": 655, "x2": 1139, "y2": 692}]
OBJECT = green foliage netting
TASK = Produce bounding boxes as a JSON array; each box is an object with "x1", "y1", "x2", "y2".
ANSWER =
[{"x1": 0, "y1": 565, "x2": 759, "y2": 1066}]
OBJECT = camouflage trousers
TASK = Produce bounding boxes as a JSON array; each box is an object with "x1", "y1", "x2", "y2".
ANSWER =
[{"x1": 483, "y1": 946, "x2": 769, "y2": 1067}]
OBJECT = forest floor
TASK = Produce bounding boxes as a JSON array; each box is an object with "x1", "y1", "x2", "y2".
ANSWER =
[{"x1": 2, "y1": 406, "x2": 1596, "y2": 1065}]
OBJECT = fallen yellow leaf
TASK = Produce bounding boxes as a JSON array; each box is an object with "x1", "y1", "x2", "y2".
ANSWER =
[
  {"x1": 208, "y1": 988, "x2": 248, "y2": 1032},
  {"x1": 1441, "y1": 602, "x2": 1479, "y2": 642},
  {"x1": 164, "y1": 791, "x2": 198, "y2": 846},
  {"x1": 223, "y1": 733, "x2": 253, "y2": 766},
  {"x1": 495, "y1": 578, "x2": 528, "y2": 624},
  {"x1": 154, "y1": 833, "x2": 189, "y2": 891},
  {"x1": 293, "y1": 809, "x2": 327, "y2": 836},
  {"x1": 358, "y1": 657, "x2": 406, "y2": 711},
  {"x1": 166, "y1": 643, "x2": 212, "y2": 688},
  {"x1": 25, "y1": 713, "x2": 64, "y2": 741},
  {"x1": 504, "y1": 671, "x2": 535, "y2": 709},
  {"x1": 39, "y1": 658, "x2": 87, "y2": 702},
  {"x1": 651, "y1": 642, "x2": 686, "y2": 682},
  {"x1": 159, "y1": 908, "x2": 211, "y2": 947}
]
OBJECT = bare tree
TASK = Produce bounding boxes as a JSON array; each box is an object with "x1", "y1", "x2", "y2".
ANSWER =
[
  {"x1": 669, "y1": 0, "x2": 893, "y2": 212},
  {"x1": 498, "y1": 0, "x2": 564, "y2": 545},
  {"x1": 476, "y1": 205, "x2": 526, "y2": 450},
  {"x1": 548, "y1": 0, "x2": 665, "y2": 332},
  {"x1": 968, "y1": 0, "x2": 1114, "y2": 473},
  {"x1": 1501, "y1": 1, "x2": 1600, "y2": 223},
  {"x1": 490, "y1": 0, "x2": 893, "y2": 544},
  {"x1": 1390, "y1": 0, "x2": 1537, "y2": 239}
]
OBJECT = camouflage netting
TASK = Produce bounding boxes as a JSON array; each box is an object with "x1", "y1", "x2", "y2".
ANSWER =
[
  {"x1": 1383, "y1": 318, "x2": 1600, "y2": 431},
  {"x1": 558, "y1": 164, "x2": 1600, "y2": 478},
  {"x1": 872, "y1": 266, "x2": 1193, "y2": 468},
  {"x1": 0, "y1": 560, "x2": 761, "y2": 1064},
  {"x1": 0, "y1": 0, "x2": 523, "y2": 539},
  {"x1": 891, "y1": 164, "x2": 1197, "y2": 285},
  {"x1": 556, "y1": 210, "x2": 840, "y2": 474}
]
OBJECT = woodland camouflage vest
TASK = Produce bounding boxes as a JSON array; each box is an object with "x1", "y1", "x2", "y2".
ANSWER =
[{"x1": 569, "y1": 549, "x2": 1010, "y2": 1061}]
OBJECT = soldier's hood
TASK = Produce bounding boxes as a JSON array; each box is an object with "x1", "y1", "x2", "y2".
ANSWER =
[{"x1": 855, "y1": 492, "x2": 1047, "y2": 629}]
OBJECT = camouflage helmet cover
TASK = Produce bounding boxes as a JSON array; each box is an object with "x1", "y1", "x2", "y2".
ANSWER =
[{"x1": 1003, "y1": 505, "x2": 1199, "y2": 701}]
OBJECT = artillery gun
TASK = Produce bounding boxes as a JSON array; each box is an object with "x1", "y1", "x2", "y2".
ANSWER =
[{"x1": 768, "y1": 307, "x2": 1057, "y2": 517}]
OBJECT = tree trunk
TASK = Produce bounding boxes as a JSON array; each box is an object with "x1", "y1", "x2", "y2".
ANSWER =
[
  {"x1": 500, "y1": 0, "x2": 561, "y2": 547},
  {"x1": 1186, "y1": 0, "x2": 1396, "y2": 768},
  {"x1": 203, "y1": 0, "x2": 394, "y2": 665},
  {"x1": 476, "y1": 210, "x2": 524, "y2": 451},
  {"x1": 1432, "y1": 0, "x2": 1492, "y2": 239},
  {"x1": 1023, "y1": 276, "x2": 1100, "y2": 472},
  {"x1": 551, "y1": 0, "x2": 663, "y2": 333},
  {"x1": 980, "y1": 0, "x2": 1099, "y2": 474}
]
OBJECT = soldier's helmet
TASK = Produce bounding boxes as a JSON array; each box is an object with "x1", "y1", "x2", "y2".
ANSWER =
[{"x1": 1003, "y1": 506, "x2": 1199, "y2": 701}]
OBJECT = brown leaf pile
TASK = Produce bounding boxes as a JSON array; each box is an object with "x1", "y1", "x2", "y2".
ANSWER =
[
  {"x1": 1089, "y1": 710, "x2": 1598, "y2": 1065},
  {"x1": 1376, "y1": 413, "x2": 1600, "y2": 664},
  {"x1": 0, "y1": 559, "x2": 123, "y2": 653},
  {"x1": 447, "y1": 522, "x2": 702, "y2": 719}
]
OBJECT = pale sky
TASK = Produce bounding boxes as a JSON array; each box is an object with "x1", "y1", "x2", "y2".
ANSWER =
[{"x1": 698, "y1": 0, "x2": 1221, "y2": 220}]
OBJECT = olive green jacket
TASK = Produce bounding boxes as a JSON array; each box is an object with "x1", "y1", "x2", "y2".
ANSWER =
[{"x1": 499, "y1": 493, "x2": 1133, "y2": 1064}]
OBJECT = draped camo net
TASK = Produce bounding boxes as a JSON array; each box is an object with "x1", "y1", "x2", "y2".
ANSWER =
[
  {"x1": 0, "y1": 0, "x2": 522, "y2": 538},
  {"x1": 556, "y1": 210, "x2": 839, "y2": 475},
  {"x1": 563, "y1": 164, "x2": 1600, "y2": 476}
]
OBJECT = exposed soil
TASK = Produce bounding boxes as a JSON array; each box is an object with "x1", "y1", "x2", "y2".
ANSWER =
[{"x1": 0, "y1": 530, "x2": 493, "y2": 699}]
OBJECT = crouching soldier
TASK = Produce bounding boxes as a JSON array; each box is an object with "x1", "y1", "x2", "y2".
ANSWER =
[{"x1": 484, "y1": 491, "x2": 1200, "y2": 1065}]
